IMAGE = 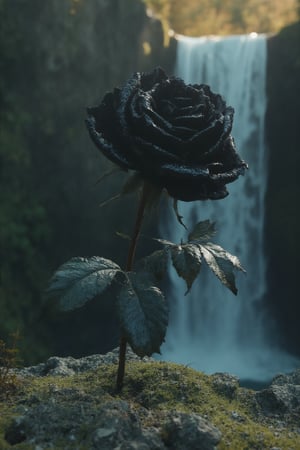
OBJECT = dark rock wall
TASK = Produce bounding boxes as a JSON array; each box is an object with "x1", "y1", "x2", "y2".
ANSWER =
[
  {"x1": 21, "y1": 0, "x2": 168, "y2": 265},
  {"x1": 0, "y1": 0, "x2": 174, "y2": 362},
  {"x1": 265, "y1": 22, "x2": 300, "y2": 356}
]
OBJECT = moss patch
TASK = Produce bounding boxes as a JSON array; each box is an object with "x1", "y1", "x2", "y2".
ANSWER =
[{"x1": 0, "y1": 361, "x2": 299, "y2": 449}]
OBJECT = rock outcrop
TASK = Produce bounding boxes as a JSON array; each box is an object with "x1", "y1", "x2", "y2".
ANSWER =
[
  {"x1": 265, "y1": 21, "x2": 300, "y2": 356},
  {"x1": 1, "y1": 348, "x2": 299, "y2": 449}
]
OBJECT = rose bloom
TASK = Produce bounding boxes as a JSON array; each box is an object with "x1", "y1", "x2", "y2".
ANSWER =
[{"x1": 86, "y1": 67, "x2": 247, "y2": 202}]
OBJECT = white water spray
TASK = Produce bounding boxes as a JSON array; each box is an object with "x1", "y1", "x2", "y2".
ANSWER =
[{"x1": 159, "y1": 33, "x2": 298, "y2": 381}]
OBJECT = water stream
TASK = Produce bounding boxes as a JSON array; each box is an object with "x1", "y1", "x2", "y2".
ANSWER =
[{"x1": 159, "y1": 33, "x2": 298, "y2": 382}]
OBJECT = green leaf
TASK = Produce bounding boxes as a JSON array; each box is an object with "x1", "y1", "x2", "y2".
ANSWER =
[
  {"x1": 199, "y1": 243, "x2": 245, "y2": 295},
  {"x1": 47, "y1": 256, "x2": 121, "y2": 311},
  {"x1": 116, "y1": 272, "x2": 168, "y2": 357},
  {"x1": 153, "y1": 221, "x2": 244, "y2": 295},
  {"x1": 188, "y1": 220, "x2": 216, "y2": 243},
  {"x1": 139, "y1": 249, "x2": 168, "y2": 282},
  {"x1": 205, "y1": 243, "x2": 245, "y2": 272},
  {"x1": 170, "y1": 244, "x2": 202, "y2": 294}
]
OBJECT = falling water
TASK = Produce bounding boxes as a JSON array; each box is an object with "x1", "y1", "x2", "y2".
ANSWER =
[{"x1": 159, "y1": 33, "x2": 298, "y2": 382}]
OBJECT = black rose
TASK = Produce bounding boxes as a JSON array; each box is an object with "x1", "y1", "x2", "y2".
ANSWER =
[{"x1": 86, "y1": 67, "x2": 247, "y2": 202}]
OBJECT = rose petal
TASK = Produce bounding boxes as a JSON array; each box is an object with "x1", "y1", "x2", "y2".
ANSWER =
[
  {"x1": 140, "y1": 66, "x2": 168, "y2": 91},
  {"x1": 86, "y1": 115, "x2": 132, "y2": 169},
  {"x1": 165, "y1": 182, "x2": 229, "y2": 201},
  {"x1": 156, "y1": 156, "x2": 246, "y2": 201},
  {"x1": 215, "y1": 136, "x2": 248, "y2": 174},
  {"x1": 131, "y1": 136, "x2": 182, "y2": 167},
  {"x1": 163, "y1": 173, "x2": 229, "y2": 201},
  {"x1": 129, "y1": 91, "x2": 191, "y2": 151},
  {"x1": 86, "y1": 67, "x2": 248, "y2": 203},
  {"x1": 187, "y1": 108, "x2": 234, "y2": 162},
  {"x1": 117, "y1": 72, "x2": 141, "y2": 139}
]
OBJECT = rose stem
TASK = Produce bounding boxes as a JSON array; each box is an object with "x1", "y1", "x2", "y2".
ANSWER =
[{"x1": 116, "y1": 182, "x2": 150, "y2": 391}]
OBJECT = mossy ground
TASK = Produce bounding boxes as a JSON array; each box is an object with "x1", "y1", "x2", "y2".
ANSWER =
[{"x1": 0, "y1": 361, "x2": 299, "y2": 449}]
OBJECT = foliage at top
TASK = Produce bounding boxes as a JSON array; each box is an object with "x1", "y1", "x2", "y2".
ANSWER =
[{"x1": 144, "y1": 0, "x2": 299, "y2": 36}]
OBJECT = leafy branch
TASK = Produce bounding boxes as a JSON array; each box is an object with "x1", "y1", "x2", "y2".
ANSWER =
[
  {"x1": 148, "y1": 219, "x2": 245, "y2": 295},
  {"x1": 47, "y1": 256, "x2": 122, "y2": 311},
  {"x1": 116, "y1": 271, "x2": 168, "y2": 357},
  {"x1": 47, "y1": 216, "x2": 245, "y2": 389}
]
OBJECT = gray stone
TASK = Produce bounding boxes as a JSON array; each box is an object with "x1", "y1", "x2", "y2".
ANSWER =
[
  {"x1": 16, "y1": 347, "x2": 154, "y2": 377},
  {"x1": 255, "y1": 369, "x2": 300, "y2": 416},
  {"x1": 255, "y1": 387, "x2": 287, "y2": 415},
  {"x1": 114, "y1": 429, "x2": 165, "y2": 450},
  {"x1": 230, "y1": 410, "x2": 246, "y2": 422},
  {"x1": 272, "y1": 369, "x2": 300, "y2": 387},
  {"x1": 161, "y1": 411, "x2": 222, "y2": 450},
  {"x1": 9, "y1": 350, "x2": 300, "y2": 448},
  {"x1": 91, "y1": 401, "x2": 141, "y2": 449},
  {"x1": 90, "y1": 402, "x2": 165, "y2": 449},
  {"x1": 211, "y1": 372, "x2": 239, "y2": 399},
  {"x1": 93, "y1": 427, "x2": 116, "y2": 439},
  {"x1": 5, "y1": 394, "x2": 165, "y2": 450},
  {"x1": 5, "y1": 415, "x2": 26, "y2": 445}
]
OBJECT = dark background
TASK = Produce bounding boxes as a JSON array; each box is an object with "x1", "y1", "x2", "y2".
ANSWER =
[{"x1": 0, "y1": 0, "x2": 299, "y2": 364}]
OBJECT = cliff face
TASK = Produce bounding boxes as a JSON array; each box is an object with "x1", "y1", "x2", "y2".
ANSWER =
[
  {"x1": 265, "y1": 22, "x2": 300, "y2": 355},
  {"x1": 0, "y1": 0, "x2": 173, "y2": 362},
  {"x1": 9, "y1": 0, "x2": 166, "y2": 262}
]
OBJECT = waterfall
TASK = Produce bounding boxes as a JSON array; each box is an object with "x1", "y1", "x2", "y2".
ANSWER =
[{"x1": 159, "y1": 33, "x2": 298, "y2": 382}]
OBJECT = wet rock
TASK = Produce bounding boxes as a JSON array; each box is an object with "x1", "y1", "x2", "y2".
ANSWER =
[
  {"x1": 6, "y1": 351, "x2": 299, "y2": 448},
  {"x1": 272, "y1": 369, "x2": 300, "y2": 387},
  {"x1": 255, "y1": 369, "x2": 300, "y2": 416},
  {"x1": 17, "y1": 347, "x2": 153, "y2": 377},
  {"x1": 4, "y1": 385, "x2": 221, "y2": 449},
  {"x1": 161, "y1": 411, "x2": 222, "y2": 450},
  {"x1": 211, "y1": 372, "x2": 239, "y2": 399},
  {"x1": 255, "y1": 387, "x2": 288, "y2": 415},
  {"x1": 230, "y1": 410, "x2": 246, "y2": 422},
  {"x1": 4, "y1": 416, "x2": 26, "y2": 445},
  {"x1": 5, "y1": 396, "x2": 165, "y2": 449}
]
